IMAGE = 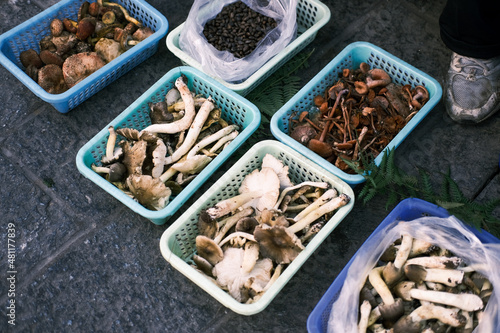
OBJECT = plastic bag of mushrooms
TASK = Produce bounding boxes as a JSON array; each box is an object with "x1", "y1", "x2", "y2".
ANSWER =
[
  {"x1": 91, "y1": 75, "x2": 240, "y2": 211},
  {"x1": 192, "y1": 154, "x2": 351, "y2": 304},
  {"x1": 327, "y1": 216, "x2": 500, "y2": 333},
  {"x1": 19, "y1": 0, "x2": 154, "y2": 94}
]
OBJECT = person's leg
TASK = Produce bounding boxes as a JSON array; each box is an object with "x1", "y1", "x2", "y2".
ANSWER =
[{"x1": 439, "y1": 0, "x2": 500, "y2": 123}]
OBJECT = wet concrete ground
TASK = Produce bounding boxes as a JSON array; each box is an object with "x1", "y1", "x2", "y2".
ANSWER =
[{"x1": 1, "y1": 0, "x2": 499, "y2": 332}]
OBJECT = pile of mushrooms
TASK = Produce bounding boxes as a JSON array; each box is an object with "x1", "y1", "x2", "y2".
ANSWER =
[
  {"x1": 191, "y1": 154, "x2": 351, "y2": 303},
  {"x1": 19, "y1": 0, "x2": 154, "y2": 94},
  {"x1": 288, "y1": 63, "x2": 430, "y2": 174},
  {"x1": 357, "y1": 233, "x2": 492, "y2": 332},
  {"x1": 91, "y1": 75, "x2": 240, "y2": 210}
]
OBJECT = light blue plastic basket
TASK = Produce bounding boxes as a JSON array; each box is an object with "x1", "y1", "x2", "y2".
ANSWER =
[
  {"x1": 76, "y1": 66, "x2": 261, "y2": 225},
  {"x1": 270, "y1": 42, "x2": 443, "y2": 186},
  {"x1": 0, "y1": 0, "x2": 169, "y2": 113},
  {"x1": 160, "y1": 140, "x2": 355, "y2": 315}
]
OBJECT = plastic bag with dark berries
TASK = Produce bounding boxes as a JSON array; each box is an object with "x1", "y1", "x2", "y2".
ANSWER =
[{"x1": 179, "y1": 0, "x2": 297, "y2": 83}]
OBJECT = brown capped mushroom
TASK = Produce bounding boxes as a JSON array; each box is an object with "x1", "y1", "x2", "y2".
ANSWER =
[
  {"x1": 126, "y1": 174, "x2": 171, "y2": 210},
  {"x1": 62, "y1": 52, "x2": 105, "y2": 88},
  {"x1": 37, "y1": 64, "x2": 68, "y2": 94},
  {"x1": 20, "y1": 49, "x2": 43, "y2": 69}
]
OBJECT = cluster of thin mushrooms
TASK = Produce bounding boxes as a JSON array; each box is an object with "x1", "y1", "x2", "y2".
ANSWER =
[
  {"x1": 91, "y1": 75, "x2": 240, "y2": 210},
  {"x1": 191, "y1": 154, "x2": 351, "y2": 303},
  {"x1": 358, "y1": 232, "x2": 492, "y2": 332},
  {"x1": 289, "y1": 63, "x2": 430, "y2": 174}
]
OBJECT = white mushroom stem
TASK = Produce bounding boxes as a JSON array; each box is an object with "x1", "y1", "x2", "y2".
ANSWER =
[
  {"x1": 106, "y1": 126, "x2": 117, "y2": 161},
  {"x1": 273, "y1": 181, "x2": 329, "y2": 210},
  {"x1": 358, "y1": 300, "x2": 372, "y2": 333},
  {"x1": 241, "y1": 241, "x2": 260, "y2": 274},
  {"x1": 408, "y1": 289, "x2": 484, "y2": 312},
  {"x1": 206, "y1": 191, "x2": 263, "y2": 219},
  {"x1": 293, "y1": 188, "x2": 338, "y2": 222},
  {"x1": 262, "y1": 264, "x2": 282, "y2": 293},
  {"x1": 394, "y1": 233, "x2": 413, "y2": 269},
  {"x1": 368, "y1": 266, "x2": 395, "y2": 305},
  {"x1": 367, "y1": 306, "x2": 381, "y2": 327},
  {"x1": 187, "y1": 125, "x2": 239, "y2": 158},
  {"x1": 141, "y1": 77, "x2": 197, "y2": 134},
  {"x1": 405, "y1": 256, "x2": 463, "y2": 269},
  {"x1": 416, "y1": 283, "x2": 431, "y2": 306},
  {"x1": 218, "y1": 231, "x2": 256, "y2": 248},
  {"x1": 287, "y1": 193, "x2": 350, "y2": 234},
  {"x1": 164, "y1": 98, "x2": 215, "y2": 164},
  {"x1": 209, "y1": 130, "x2": 238, "y2": 154},
  {"x1": 402, "y1": 304, "x2": 465, "y2": 327},
  {"x1": 213, "y1": 207, "x2": 254, "y2": 244},
  {"x1": 405, "y1": 265, "x2": 464, "y2": 287},
  {"x1": 91, "y1": 164, "x2": 110, "y2": 174}
]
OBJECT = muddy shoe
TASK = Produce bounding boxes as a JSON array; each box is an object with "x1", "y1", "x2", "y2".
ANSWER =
[{"x1": 444, "y1": 52, "x2": 500, "y2": 123}]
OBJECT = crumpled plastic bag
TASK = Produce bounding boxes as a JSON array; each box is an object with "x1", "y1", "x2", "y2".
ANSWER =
[
  {"x1": 179, "y1": 0, "x2": 298, "y2": 83},
  {"x1": 327, "y1": 216, "x2": 500, "y2": 333}
]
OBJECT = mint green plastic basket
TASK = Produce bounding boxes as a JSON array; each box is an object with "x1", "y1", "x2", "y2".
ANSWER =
[
  {"x1": 0, "y1": 0, "x2": 168, "y2": 113},
  {"x1": 270, "y1": 41, "x2": 443, "y2": 186},
  {"x1": 166, "y1": 0, "x2": 331, "y2": 96},
  {"x1": 159, "y1": 140, "x2": 355, "y2": 315},
  {"x1": 76, "y1": 66, "x2": 261, "y2": 225}
]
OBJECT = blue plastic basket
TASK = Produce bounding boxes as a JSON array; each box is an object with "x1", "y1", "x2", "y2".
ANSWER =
[
  {"x1": 75, "y1": 66, "x2": 261, "y2": 225},
  {"x1": 270, "y1": 42, "x2": 443, "y2": 186},
  {"x1": 0, "y1": 0, "x2": 169, "y2": 113},
  {"x1": 306, "y1": 198, "x2": 500, "y2": 333}
]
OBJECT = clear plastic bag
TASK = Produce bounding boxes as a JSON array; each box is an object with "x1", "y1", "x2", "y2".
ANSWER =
[
  {"x1": 179, "y1": 0, "x2": 297, "y2": 83},
  {"x1": 327, "y1": 216, "x2": 500, "y2": 333}
]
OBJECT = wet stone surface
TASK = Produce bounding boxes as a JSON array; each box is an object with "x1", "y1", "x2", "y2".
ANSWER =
[{"x1": 1, "y1": 0, "x2": 499, "y2": 332}]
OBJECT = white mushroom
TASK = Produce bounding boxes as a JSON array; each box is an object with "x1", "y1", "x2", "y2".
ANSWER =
[
  {"x1": 408, "y1": 289, "x2": 484, "y2": 312},
  {"x1": 404, "y1": 264, "x2": 465, "y2": 287},
  {"x1": 187, "y1": 124, "x2": 239, "y2": 158},
  {"x1": 405, "y1": 256, "x2": 464, "y2": 269},
  {"x1": 358, "y1": 300, "x2": 372, "y2": 333},
  {"x1": 151, "y1": 139, "x2": 166, "y2": 178},
  {"x1": 205, "y1": 167, "x2": 280, "y2": 219},
  {"x1": 287, "y1": 193, "x2": 350, "y2": 233},
  {"x1": 293, "y1": 188, "x2": 338, "y2": 222},
  {"x1": 392, "y1": 304, "x2": 466, "y2": 332},
  {"x1": 141, "y1": 76, "x2": 197, "y2": 134},
  {"x1": 383, "y1": 233, "x2": 413, "y2": 286},
  {"x1": 163, "y1": 97, "x2": 215, "y2": 164},
  {"x1": 261, "y1": 154, "x2": 294, "y2": 190},
  {"x1": 170, "y1": 155, "x2": 212, "y2": 175},
  {"x1": 273, "y1": 181, "x2": 330, "y2": 210}
]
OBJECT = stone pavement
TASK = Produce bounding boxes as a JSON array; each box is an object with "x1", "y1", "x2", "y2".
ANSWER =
[{"x1": 1, "y1": 0, "x2": 499, "y2": 332}]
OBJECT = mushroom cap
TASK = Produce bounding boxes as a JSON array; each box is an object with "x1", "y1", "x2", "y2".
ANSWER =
[
  {"x1": 149, "y1": 101, "x2": 173, "y2": 124},
  {"x1": 261, "y1": 154, "x2": 294, "y2": 190},
  {"x1": 37, "y1": 64, "x2": 68, "y2": 94},
  {"x1": 132, "y1": 26, "x2": 154, "y2": 41},
  {"x1": 235, "y1": 216, "x2": 259, "y2": 234},
  {"x1": 239, "y1": 167, "x2": 280, "y2": 212},
  {"x1": 165, "y1": 88, "x2": 181, "y2": 106},
  {"x1": 39, "y1": 50, "x2": 64, "y2": 67},
  {"x1": 197, "y1": 210, "x2": 217, "y2": 239},
  {"x1": 192, "y1": 254, "x2": 214, "y2": 277},
  {"x1": 378, "y1": 297, "x2": 405, "y2": 323},
  {"x1": 121, "y1": 140, "x2": 148, "y2": 175},
  {"x1": 126, "y1": 174, "x2": 171, "y2": 210},
  {"x1": 290, "y1": 125, "x2": 317, "y2": 146},
  {"x1": 20, "y1": 49, "x2": 43, "y2": 69},
  {"x1": 62, "y1": 52, "x2": 105, "y2": 88},
  {"x1": 254, "y1": 224, "x2": 303, "y2": 264},
  {"x1": 195, "y1": 235, "x2": 223, "y2": 266},
  {"x1": 108, "y1": 162, "x2": 126, "y2": 183}
]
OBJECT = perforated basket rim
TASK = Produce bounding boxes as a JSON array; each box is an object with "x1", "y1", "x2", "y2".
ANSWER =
[
  {"x1": 0, "y1": 0, "x2": 169, "y2": 112},
  {"x1": 270, "y1": 41, "x2": 443, "y2": 185},
  {"x1": 159, "y1": 140, "x2": 355, "y2": 315},
  {"x1": 165, "y1": 0, "x2": 331, "y2": 95},
  {"x1": 75, "y1": 66, "x2": 261, "y2": 225},
  {"x1": 306, "y1": 197, "x2": 500, "y2": 333}
]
